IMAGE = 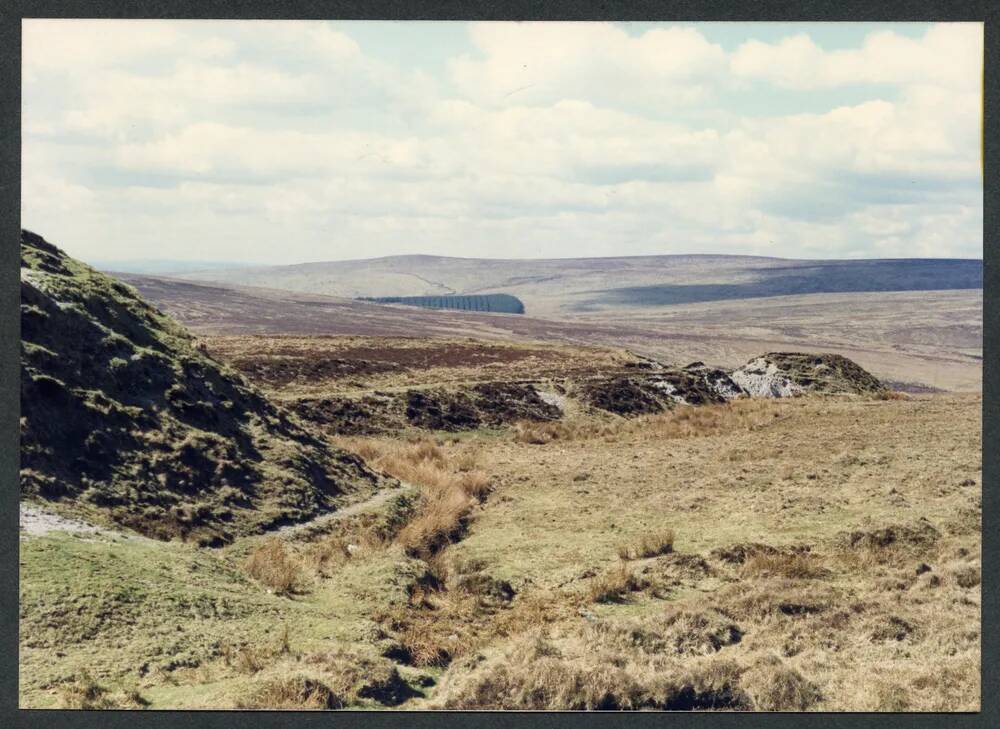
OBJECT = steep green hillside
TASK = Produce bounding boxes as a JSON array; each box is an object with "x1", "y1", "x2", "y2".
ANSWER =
[{"x1": 20, "y1": 230, "x2": 384, "y2": 546}]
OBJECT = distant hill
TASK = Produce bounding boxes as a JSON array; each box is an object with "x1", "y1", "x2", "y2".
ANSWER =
[
  {"x1": 588, "y1": 259, "x2": 983, "y2": 309},
  {"x1": 93, "y1": 259, "x2": 251, "y2": 275},
  {"x1": 119, "y1": 273, "x2": 982, "y2": 393},
  {"x1": 172, "y1": 253, "x2": 983, "y2": 316},
  {"x1": 20, "y1": 230, "x2": 383, "y2": 545}
]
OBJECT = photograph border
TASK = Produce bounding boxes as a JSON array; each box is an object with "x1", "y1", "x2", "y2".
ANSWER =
[{"x1": 1, "y1": 2, "x2": 995, "y2": 728}]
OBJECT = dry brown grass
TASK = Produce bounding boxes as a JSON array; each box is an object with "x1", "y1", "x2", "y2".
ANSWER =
[
  {"x1": 370, "y1": 553, "x2": 585, "y2": 673},
  {"x1": 228, "y1": 644, "x2": 270, "y2": 675},
  {"x1": 236, "y1": 675, "x2": 342, "y2": 710},
  {"x1": 616, "y1": 529, "x2": 675, "y2": 561},
  {"x1": 588, "y1": 563, "x2": 646, "y2": 604},
  {"x1": 374, "y1": 601, "x2": 474, "y2": 668},
  {"x1": 511, "y1": 399, "x2": 790, "y2": 447},
  {"x1": 871, "y1": 389, "x2": 908, "y2": 401},
  {"x1": 396, "y1": 487, "x2": 475, "y2": 559},
  {"x1": 631, "y1": 399, "x2": 789, "y2": 440},
  {"x1": 512, "y1": 420, "x2": 578, "y2": 444},
  {"x1": 737, "y1": 551, "x2": 831, "y2": 580},
  {"x1": 490, "y1": 588, "x2": 583, "y2": 638},
  {"x1": 301, "y1": 534, "x2": 357, "y2": 576},
  {"x1": 324, "y1": 395, "x2": 976, "y2": 712},
  {"x1": 244, "y1": 538, "x2": 308, "y2": 595},
  {"x1": 740, "y1": 656, "x2": 822, "y2": 711},
  {"x1": 303, "y1": 649, "x2": 417, "y2": 706},
  {"x1": 952, "y1": 565, "x2": 981, "y2": 589},
  {"x1": 57, "y1": 671, "x2": 149, "y2": 709},
  {"x1": 430, "y1": 626, "x2": 762, "y2": 710},
  {"x1": 334, "y1": 437, "x2": 492, "y2": 558}
]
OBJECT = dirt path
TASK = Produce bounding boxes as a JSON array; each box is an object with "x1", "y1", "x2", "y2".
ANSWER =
[
  {"x1": 20, "y1": 483, "x2": 407, "y2": 544},
  {"x1": 19, "y1": 502, "x2": 140, "y2": 540}
]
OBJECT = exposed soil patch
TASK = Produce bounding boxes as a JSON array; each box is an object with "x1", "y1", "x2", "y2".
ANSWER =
[
  {"x1": 20, "y1": 503, "x2": 119, "y2": 539},
  {"x1": 291, "y1": 382, "x2": 561, "y2": 436},
  {"x1": 224, "y1": 354, "x2": 401, "y2": 388},
  {"x1": 578, "y1": 368, "x2": 732, "y2": 416},
  {"x1": 405, "y1": 390, "x2": 482, "y2": 431},
  {"x1": 470, "y1": 382, "x2": 563, "y2": 425},
  {"x1": 210, "y1": 336, "x2": 599, "y2": 383},
  {"x1": 292, "y1": 395, "x2": 401, "y2": 436}
]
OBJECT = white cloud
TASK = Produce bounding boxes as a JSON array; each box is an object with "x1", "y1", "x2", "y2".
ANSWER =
[
  {"x1": 23, "y1": 20, "x2": 190, "y2": 72},
  {"x1": 450, "y1": 22, "x2": 726, "y2": 109},
  {"x1": 731, "y1": 23, "x2": 983, "y2": 90},
  {"x1": 20, "y1": 20, "x2": 983, "y2": 264},
  {"x1": 114, "y1": 123, "x2": 434, "y2": 179}
]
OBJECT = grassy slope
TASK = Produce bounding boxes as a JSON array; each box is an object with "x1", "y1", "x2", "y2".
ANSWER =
[
  {"x1": 20, "y1": 393, "x2": 981, "y2": 711},
  {"x1": 20, "y1": 497, "x2": 429, "y2": 709}
]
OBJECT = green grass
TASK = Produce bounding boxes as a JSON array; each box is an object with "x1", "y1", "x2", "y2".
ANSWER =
[{"x1": 19, "y1": 529, "x2": 428, "y2": 709}]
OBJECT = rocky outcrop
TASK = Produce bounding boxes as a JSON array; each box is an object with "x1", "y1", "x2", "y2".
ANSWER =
[{"x1": 730, "y1": 353, "x2": 885, "y2": 398}]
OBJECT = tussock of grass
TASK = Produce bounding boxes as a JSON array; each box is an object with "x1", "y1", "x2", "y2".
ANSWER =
[
  {"x1": 738, "y1": 551, "x2": 831, "y2": 580},
  {"x1": 741, "y1": 655, "x2": 822, "y2": 711},
  {"x1": 229, "y1": 645, "x2": 269, "y2": 674},
  {"x1": 236, "y1": 675, "x2": 342, "y2": 710},
  {"x1": 373, "y1": 603, "x2": 469, "y2": 667},
  {"x1": 58, "y1": 671, "x2": 149, "y2": 709},
  {"x1": 588, "y1": 563, "x2": 645, "y2": 603},
  {"x1": 631, "y1": 399, "x2": 790, "y2": 440},
  {"x1": 871, "y1": 389, "x2": 908, "y2": 401},
  {"x1": 617, "y1": 529, "x2": 675, "y2": 560},
  {"x1": 431, "y1": 627, "x2": 762, "y2": 710},
  {"x1": 588, "y1": 608, "x2": 743, "y2": 657},
  {"x1": 712, "y1": 579, "x2": 835, "y2": 622},
  {"x1": 512, "y1": 421, "x2": 578, "y2": 444},
  {"x1": 244, "y1": 538, "x2": 308, "y2": 595},
  {"x1": 304, "y1": 649, "x2": 418, "y2": 706},
  {"x1": 952, "y1": 565, "x2": 981, "y2": 589},
  {"x1": 396, "y1": 486, "x2": 475, "y2": 559}
]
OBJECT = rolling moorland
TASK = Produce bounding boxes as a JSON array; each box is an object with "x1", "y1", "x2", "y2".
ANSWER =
[
  {"x1": 120, "y1": 273, "x2": 982, "y2": 393},
  {"x1": 20, "y1": 230, "x2": 982, "y2": 711},
  {"x1": 164, "y1": 252, "x2": 982, "y2": 317}
]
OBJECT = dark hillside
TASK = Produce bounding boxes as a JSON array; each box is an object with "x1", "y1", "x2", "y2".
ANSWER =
[
  {"x1": 589, "y1": 259, "x2": 982, "y2": 308},
  {"x1": 20, "y1": 230, "x2": 384, "y2": 545}
]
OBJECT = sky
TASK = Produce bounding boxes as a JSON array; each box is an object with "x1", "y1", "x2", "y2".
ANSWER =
[{"x1": 21, "y1": 20, "x2": 984, "y2": 265}]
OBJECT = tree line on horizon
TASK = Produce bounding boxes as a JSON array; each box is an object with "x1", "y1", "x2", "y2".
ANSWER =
[{"x1": 358, "y1": 293, "x2": 525, "y2": 314}]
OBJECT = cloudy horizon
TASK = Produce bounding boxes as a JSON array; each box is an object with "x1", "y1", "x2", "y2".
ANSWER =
[{"x1": 22, "y1": 20, "x2": 984, "y2": 266}]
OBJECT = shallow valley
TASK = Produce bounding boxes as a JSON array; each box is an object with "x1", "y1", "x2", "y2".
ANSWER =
[{"x1": 21, "y1": 336, "x2": 982, "y2": 711}]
